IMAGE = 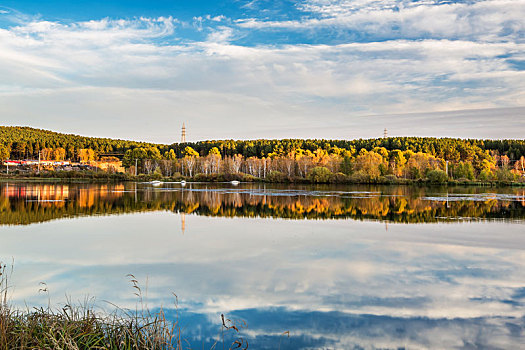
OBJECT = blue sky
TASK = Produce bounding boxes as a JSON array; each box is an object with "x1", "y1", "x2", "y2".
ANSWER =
[{"x1": 0, "y1": 0, "x2": 523, "y2": 142}]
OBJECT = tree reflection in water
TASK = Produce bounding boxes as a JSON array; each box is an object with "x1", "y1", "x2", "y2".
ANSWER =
[{"x1": 1, "y1": 182, "x2": 524, "y2": 225}]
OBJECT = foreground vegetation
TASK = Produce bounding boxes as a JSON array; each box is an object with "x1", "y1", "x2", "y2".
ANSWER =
[
  {"x1": 1, "y1": 126, "x2": 525, "y2": 185},
  {"x1": 1, "y1": 265, "x2": 179, "y2": 349},
  {"x1": 0, "y1": 264, "x2": 248, "y2": 350}
]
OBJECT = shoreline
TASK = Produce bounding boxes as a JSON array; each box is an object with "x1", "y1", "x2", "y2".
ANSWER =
[{"x1": 1, "y1": 172, "x2": 524, "y2": 187}]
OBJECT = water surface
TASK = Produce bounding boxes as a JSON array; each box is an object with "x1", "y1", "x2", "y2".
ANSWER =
[{"x1": 1, "y1": 182, "x2": 524, "y2": 349}]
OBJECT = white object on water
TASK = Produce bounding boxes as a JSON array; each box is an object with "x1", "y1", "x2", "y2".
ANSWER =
[
  {"x1": 150, "y1": 180, "x2": 162, "y2": 186},
  {"x1": 180, "y1": 180, "x2": 187, "y2": 187},
  {"x1": 231, "y1": 180, "x2": 240, "y2": 186}
]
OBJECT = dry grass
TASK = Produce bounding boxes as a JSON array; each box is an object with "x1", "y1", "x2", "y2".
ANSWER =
[{"x1": 0, "y1": 264, "x2": 248, "y2": 350}]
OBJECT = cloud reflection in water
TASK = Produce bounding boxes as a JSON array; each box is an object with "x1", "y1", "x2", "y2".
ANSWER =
[{"x1": 0, "y1": 182, "x2": 524, "y2": 348}]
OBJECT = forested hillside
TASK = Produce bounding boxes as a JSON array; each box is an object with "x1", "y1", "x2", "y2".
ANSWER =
[
  {"x1": 176, "y1": 138, "x2": 525, "y2": 161},
  {"x1": 2, "y1": 126, "x2": 524, "y2": 160},
  {"x1": 0, "y1": 126, "x2": 158, "y2": 160},
  {"x1": 1, "y1": 126, "x2": 524, "y2": 182}
]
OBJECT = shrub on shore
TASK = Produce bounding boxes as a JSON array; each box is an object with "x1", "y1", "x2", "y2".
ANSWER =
[
  {"x1": 426, "y1": 170, "x2": 448, "y2": 183},
  {"x1": 266, "y1": 171, "x2": 287, "y2": 183},
  {"x1": 308, "y1": 167, "x2": 332, "y2": 183}
]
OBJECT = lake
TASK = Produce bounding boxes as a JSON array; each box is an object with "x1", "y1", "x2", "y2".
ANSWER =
[{"x1": 1, "y1": 181, "x2": 524, "y2": 349}]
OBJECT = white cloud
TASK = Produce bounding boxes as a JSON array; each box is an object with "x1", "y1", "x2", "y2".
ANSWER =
[
  {"x1": 206, "y1": 26, "x2": 235, "y2": 43},
  {"x1": 208, "y1": 14, "x2": 226, "y2": 22},
  {"x1": 0, "y1": 10, "x2": 522, "y2": 141},
  {"x1": 239, "y1": 0, "x2": 525, "y2": 42}
]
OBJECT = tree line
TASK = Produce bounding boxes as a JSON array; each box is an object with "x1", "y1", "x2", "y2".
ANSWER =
[
  {"x1": 1, "y1": 126, "x2": 524, "y2": 182},
  {"x1": 0, "y1": 126, "x2": 155, "y2": 161}
]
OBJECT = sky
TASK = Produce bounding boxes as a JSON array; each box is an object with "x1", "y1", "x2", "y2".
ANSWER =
[{"x1": 0, "y1": 0, "x2": 524, "y2": 143}]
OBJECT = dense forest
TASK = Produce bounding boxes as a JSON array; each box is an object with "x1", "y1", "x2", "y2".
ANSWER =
[
  {"x1": 2, "y1": 126, "x2": 524, "y2": 160},
  {"x1": 0, "y1": 126, "x2": 157, "y2": 160},
  {"x1": 1, "y1": 126, "x2": 524, "y2": 182}
]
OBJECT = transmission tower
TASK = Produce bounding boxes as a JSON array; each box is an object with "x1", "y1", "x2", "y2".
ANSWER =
[{"x1": 181, "y1": 123, "x2": 186, "y2": 143}]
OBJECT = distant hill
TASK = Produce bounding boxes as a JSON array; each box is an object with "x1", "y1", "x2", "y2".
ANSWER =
[
  {"x1": 0, "y1": 125, "x2": 524, "y2": 162},
  {"x1": 0, "y1": 126, "x2": 160, "y2": 160}
]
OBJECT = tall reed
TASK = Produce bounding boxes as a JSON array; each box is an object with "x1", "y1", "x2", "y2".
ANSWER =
[{"x1": 0, "y1": 264, "x2": 248, "y2": 350}]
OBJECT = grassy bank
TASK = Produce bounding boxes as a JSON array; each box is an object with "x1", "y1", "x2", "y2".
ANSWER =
[
  {"x1": 0, "y1": 265, "x2": 248, "y2": 350},
  {"x1": 0, "y1": 265, "x2": 181, "y2": 349},
  {"x1": 1, "y1": 170, "x2": 525, "y2": 187}
]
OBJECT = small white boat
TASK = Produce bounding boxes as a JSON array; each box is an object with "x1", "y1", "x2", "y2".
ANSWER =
[
  {"x1": 150, "y1": 180, "x2": 162, "y2": 186},
  {"x1": 180, "y1": 180, "x2": 187, "y2": 186},
  {"x1": 231, "y1": 180, "x2": 240, "y2": 186}
]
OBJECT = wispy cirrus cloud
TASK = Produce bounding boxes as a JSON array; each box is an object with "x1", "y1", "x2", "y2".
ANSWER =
[{"x1": 239, "y1": 0, "x2": 525, "y2": 42}]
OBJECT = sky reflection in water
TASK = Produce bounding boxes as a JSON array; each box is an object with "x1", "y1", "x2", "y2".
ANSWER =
[{"x1": 0, "y1": 182, "x2": 524, "y2": 349}]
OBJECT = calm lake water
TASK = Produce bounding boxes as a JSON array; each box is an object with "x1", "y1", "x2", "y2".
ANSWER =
[{"x1": 1, "y1": 181, "x2": 524, "y2": 349}]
